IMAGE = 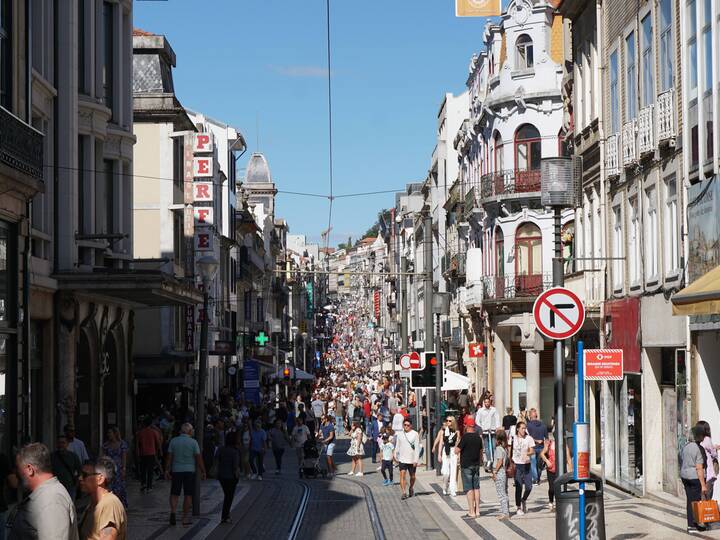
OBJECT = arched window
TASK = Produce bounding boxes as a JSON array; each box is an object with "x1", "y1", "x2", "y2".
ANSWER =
[
  {"x1": 495, "y1": 227, "x2": 505, "y2": 299},
  {"x1": 516, "y1": 34, "x2": 534, "y2": 69},
  {"x1": 515, "y1": 223, "x2": 542, "y2": 294},
  {"x1": 494, "y1": 131, "x2": 504, "y2": 172},
  {"x1": 515, "y1": 124, "x2": 542, "y2": 192}
]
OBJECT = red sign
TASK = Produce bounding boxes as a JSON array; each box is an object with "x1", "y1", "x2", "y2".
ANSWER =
[
  {"x1": 533, "y1": 287, "x2": 585, "y2": 340},
  {"x1": 408, "y1": 351, "x2": 421, "y2": 369},
  {"x1": 193, "y1": 182, "x2": 213, "y2": 202},
  {"x1": 373, "y1": 290, "x2": 380, "y2": 320},
  {"x1": 194, "y1": 207, "x2": 214, "y2": 225},
  {"x1": 575, "y1": 423, "x2": 590, "y2": 480},
  {"x1": 468, "y1": 342, "x2": 484, "y2": 358},
  {"x1": 185, "y1": 306, "x2": 195, "y2": 352},
  {"x1": 193, "y1": 133, "x2": 214, "y2": 153},
  {"x1": 605, "y1": 297, "x2": 640, "y2": 373},
  {"x1": 193, "y1": 157, "x2": 213, "y2": 177},
  {"x1": 584, "y1": 349, "x2": 623, "y2": 380}
]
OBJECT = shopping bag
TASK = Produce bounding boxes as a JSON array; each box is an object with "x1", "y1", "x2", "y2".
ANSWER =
[
  {"x1": 692, "y1": 499, "x2": 720, "y2": 524},
  {"x1": 456, "y1": 464, "x2": 464, "y2": 492}
]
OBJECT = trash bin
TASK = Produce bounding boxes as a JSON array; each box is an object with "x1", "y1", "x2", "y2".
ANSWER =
[{"x1": 555, "y1": 472, "x2": 606, "y2": 540}]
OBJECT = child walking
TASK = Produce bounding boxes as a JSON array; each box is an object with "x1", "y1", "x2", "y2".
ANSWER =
[
  {"x1": 492, "y1": 428, "x2": 511, "y2": 520},
  {"x1": 380, "y1": 434, "x2": 395, "y2": 486}
]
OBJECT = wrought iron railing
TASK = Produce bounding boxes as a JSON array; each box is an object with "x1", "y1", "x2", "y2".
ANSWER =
[
  {"x1": 656, "y1": 89, "x2": 675, "y2": 143},
  {"x1": 478, "y1": 168, "x2": 541, "y2": 200},
  {"x1": 482, "y1": 273, "x2": 553, "y2": 300},
  {"x1": 0, "y1": 106, "x2": 44, "y2": 181}
]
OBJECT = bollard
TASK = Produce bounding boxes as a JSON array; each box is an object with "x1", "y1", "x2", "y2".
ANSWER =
[{"x1": 555, "y1": 472, "x2": 606, "y2": 540}]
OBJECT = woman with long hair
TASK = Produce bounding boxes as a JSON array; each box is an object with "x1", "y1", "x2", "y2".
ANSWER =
[
  {"x1": 438, "y1": 416, "x2": 459, "y2": 496},
  {"x1": 101, "y1": 426, "x2": 129, "y2": 508},
  {"x1": 346, "y1": 420, "x2": 365, "y2": 476},
  {"x1": 697, "y1": 420, "x2": 720, "y2": 497},
  {"x1": 540, "y1": 429, "x2": 558, "y2": 511},
  {"x1": 512, "y1": 421, "x2": 535, "y2": 516},
  {"x1": 492, "y1": 428, "x2": 510, "y2": 520}
]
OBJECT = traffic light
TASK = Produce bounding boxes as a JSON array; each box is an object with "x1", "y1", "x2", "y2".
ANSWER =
[
  {"x1": 411, "y1": 351, "x2": 443, "y2": 389},
  {"x1": 283, "y1": 365, "x2": 290, "y2": 381}
]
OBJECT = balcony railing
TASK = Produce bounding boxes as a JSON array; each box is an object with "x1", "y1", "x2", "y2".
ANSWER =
[
  {"x1": 482, "y1": 273, "x2": 553, "y2": 300},
  {"x1": 0, "y1": 106, "x2": 44, "y2": 182},
  {"x1": 656, "y1": 89, "x2": 675, "y2": 143},
  {"x1": 479, "y1": 168, "x2": 541, "y2": 200},
  {"x1": 637, "y1": 105, "x2": 654, "y2": 156},
  {"x1": 622, "y1": 120, "x2": 637, "y2": 167},
  {"x1": 606, "y1": 133, "x2": 620, "y2": 178}
]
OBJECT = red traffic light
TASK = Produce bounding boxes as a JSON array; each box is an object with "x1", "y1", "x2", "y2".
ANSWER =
[
  {"x1": 430, "y1": 357, "x2": 437, "y2": 366},
  {"x1": 283, "y1": 368, "x2": 290, "y2": 377}
]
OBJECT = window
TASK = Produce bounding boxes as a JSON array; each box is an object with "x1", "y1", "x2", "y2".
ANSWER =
[
  {"x1": 640, "y1": 14, "x2": 654, "y2": 107},
  {"x1": 702, "y1": 0, "x2": 713, "y2": 160},
  {"x1": 103, "y1": 2, "x2": 114, "y2": 113},
  {"x1": 243, "y1": 291, "x2": 252, "y2": 321},
  {"x1": 78, "y1": 136, "x2": 86, "y2": 235},
  {"x1": 173, "y1": 213, "x2": 183, "y2": 266},
  {"x1": 629, "y1": 198, "x2": 640, "y2": 283},
  {"x1": 515, "y1": 223, "x2": 542, "y2": 294},
  {"x1": 78, "y1": 0, "x2": 86, "y2": 93},
  {"x1": 659, "y1": 0, "x2": 673, "y2": 91},
  {"x1": 514, "y1": 124, "x2": 541, "y2": 171},
  {"x1": 664, "y1": 177, "x2": 678, "y2": 273},
  {"x1": 644, "y1": 186, "x2": 658, "y2": 278},
  {"x1": 610, "y1": 51, "x2": 620, "y2": 132},
  {"x1": 688, "y1": 0, "x2": 699, "y2": 166},
  {"x1": 493, "y1": 131, "x2": 503, "y2": 171},
  {"x1": 173, "y1": 136, "x2": 183, "y2": 189},
  {"x1": 625, "y1": 31, "x2": 637, "y2": 120},
  {"x1": 495, "y1": 227, "x2": 504, "y2": 276},
  {"x1": 256, "y1": 297, "x2": 264, "y2": 323},
  {"x1": 0, "y1": 0, "x2": 10, "y2": 109},
  {"x1": 613, "y1": 205, "x2": 624, "y2": 289},
  {"x1": 516, "y1": 34, "x2": 533, "y2": 70},
  {"x1": 105, "y1": 160, "x2": 114, "y2": 234}
]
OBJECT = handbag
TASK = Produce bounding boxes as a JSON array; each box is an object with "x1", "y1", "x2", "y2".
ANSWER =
[
  {"x1": 693, "y1": 498, "x2": 720, "y2": 524},
  {"x1": 505, "y1": 440, "x2": 516, "y2": 478}
]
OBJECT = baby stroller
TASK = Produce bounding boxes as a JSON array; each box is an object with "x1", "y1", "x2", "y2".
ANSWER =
[{"x1": 300, "y1": 440, "x2": 325, "y2": 478}]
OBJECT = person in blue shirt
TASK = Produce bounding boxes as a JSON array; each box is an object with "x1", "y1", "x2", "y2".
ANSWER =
[
  {"x1": 249, "y1": 420, "x2": 268, "y2": 480},
  {"x1": 320, "y1": 416, "x2": 336, "y2": 477},
  {"x1": 379, "y1": 434, "x2": 395, "y2": 486},
  {"x1": 165, "y1": 423, "x2": 205, "y2": 527}
]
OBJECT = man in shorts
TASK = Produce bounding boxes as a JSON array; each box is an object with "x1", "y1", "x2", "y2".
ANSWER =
[
  {"x1": 320, "y1": 416, "x2": 336, "y2": 477},
  {"x1": 394, "y1": 419, "x2": 421, "y2": 500},
  {"x1": 456, "y1": 416, "x2": 484, "y2": 517},
  {"x1": 165, "y1": 423, "x2": 206, "y2": 526}
]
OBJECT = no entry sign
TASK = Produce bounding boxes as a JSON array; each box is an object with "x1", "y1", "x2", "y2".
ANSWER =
[
  {"x1": 533, "y1": 287, "x2": 585, "y2": 340},
  {"x1": 584, "y1": 349, "x2": 623, "y2": 380},
  {"x1": 399, "y1": 351, "x2": 422, "y2": 370}
]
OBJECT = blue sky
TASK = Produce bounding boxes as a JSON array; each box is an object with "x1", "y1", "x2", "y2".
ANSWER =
[{"x1": 135, "y1": 0, "x2": 492, "y2": 246}]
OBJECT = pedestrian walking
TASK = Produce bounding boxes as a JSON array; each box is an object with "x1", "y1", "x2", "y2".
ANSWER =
[
  {"x1": 395, "y1": 418, "x2": 421, "y2": 500},
  {"x1": 540, "y1": 430, "x2": 558, "y2": 511},
  {"x1": 346, "y1": 421, "x2": 365, "y2": 476},
  {"x1": 681, "y1": 425, "x2": 709, "y2": 533},
  {"x1": 334, "y1": 396, "x2": 345, "y2": 436},
  {"x1": 135, "y1": 416, "x2": 162, "y2": 493},
  {"x1": 526, "y1": 409, "x2": 547, "y2": 485},
  {"x1": 101, "y1": 427, "x2": 128, "y2": 508},
  {"x1": 320, "y1": 416, "x2": 336, "y2": 477},
  {"x1": 434, "y1": 416, "x2": 459, "y2": 497},
  {"x1": 51, "y1": 435, "x2": 82, "y2": 500},
  {"x1": 502, "y1": 408, "x2": 517, "y2": 437},
  {"x1": 8, "y1": 442, "x2": 80, "y2": 540},
  {"x1": 164, "y1": 423, "x2": 206, "y2": 527},
  {"x1": 491, "y1": 429, "x2": 510, "y2": 520},
  {"x1": 291, "y1": 417, "x2": 311, "y2": 477},
  {"x1": 216, "y1": 432, "x2": 241, "y2": 524},
  {"x1": 368, "y1": 413, "x2": 380, "y2": 464},
  {"x1": 77, "y1": 457, "x2": 127, "y2": 540},
  {"x1": 512, "y1": 421, "x2": 535, "y2": 516},
  {"x1": 379, "y1": 434, "x2": 394, "y2": 486},
  {"x1": 457, "y1": 416, "x2": 483, "y2": 517},
  {"x1": 476, "y1": 397, "x2": 500, "y2": 471},
  {"x1": 249, "y1": 420, "x2": 268, "y2": 480},
  {"x1": 64, "y1": 425, "x2": 89, "y2": 463},
  {"x1": 697, "y1": 420, "x2": 720, "y2": 498},
  {"x1": 269, "y1": 419, "x2": 290, "y2": 474}
]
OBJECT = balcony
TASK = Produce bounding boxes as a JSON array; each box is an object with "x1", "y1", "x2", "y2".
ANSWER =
[
  {"x1": 482, "y1": 273, "x2": 553, "y2": 303},
  {"x1": 622, "y1": 120, "x2": 637, "y2": 167},
  {"x1": 656, "y1": 89, "x2": 675, "y2": 145},
  {"x1": 478, "y1": 168, "x2": 541, "y2": 201},
  {"x1": 0, "y1": 106, "x2": 44, "y2": 193},
  {"x1": 605, "y1": 133, "x2": 620, "y2": 178},
  {"x1": 637, "y1": 105, "x2": 654, "y2": 157}
]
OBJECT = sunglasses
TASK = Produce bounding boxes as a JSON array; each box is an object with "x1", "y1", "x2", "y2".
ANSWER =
[{"x1": 80, "y1": 471, "x2": 100, "y2": 479}]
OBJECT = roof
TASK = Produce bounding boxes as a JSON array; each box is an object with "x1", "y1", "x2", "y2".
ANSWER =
[
  {"x1": 246, "y1": 153, "x2": 272, "y2": 184},
  {"x1": 133, "y1": 28, "x2": 155, "y2": 36},
  {"x1": 359, "y1": 237, "x2": 376, "y2": 245}
]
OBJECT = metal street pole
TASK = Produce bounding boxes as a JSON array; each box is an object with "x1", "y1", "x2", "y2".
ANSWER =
[
  {"x1": 193, "y1": 289, "x2": 209, "y2": 516},
  {"x1": 553, "y1": 206, "x2": 566, "y2": 476},
  {"x1": 274, "y1": 333, "x2": 280, "y2": 409},
  {"x1": 400, "y1": 256, "x2": 409, "y2": 408},
  {"x1": 423, "y1": 213, "x2": 434, "y2": 469},
  {"x1": 435, "y1": 312, "x2": 442, "y2": 475}
]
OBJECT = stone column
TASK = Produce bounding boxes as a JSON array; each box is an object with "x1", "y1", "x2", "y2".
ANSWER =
[
  {"x1": 493, "y1": 331, "x2": 506, "y2": 414},
  {"x1": 524, "y1": 348, "x2": 541, "y2": 413}
]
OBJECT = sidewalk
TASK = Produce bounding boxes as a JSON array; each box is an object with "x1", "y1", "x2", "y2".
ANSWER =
[
  {"x1": 126, "y1": 475, "x2": 250, "y2": 540},
  {"x1": 411, "y1": 464, "x2": 720, "y2": 539}
]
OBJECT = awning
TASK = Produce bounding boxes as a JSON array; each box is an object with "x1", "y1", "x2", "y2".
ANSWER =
[
  {"x1": 442, "y1": 370, "x2": 471, "y2": 391},
  {"x1": 672, "y1": 265, "x2": 720, "y2": 316}
]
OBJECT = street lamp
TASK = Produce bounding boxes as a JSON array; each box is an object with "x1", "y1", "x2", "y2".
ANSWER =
[
  {"x1": 432, "y1": 291, "x2": 450, "y2": 474},
  {"x1": 301, "y1": 331, "x2": 308, "y2": 372},
  {"x1": 193, "y1": 255, "x2": 218, "y2": 516},
  {"x1": 541, "y1": 156, "x2": 580, "y2": 478}
]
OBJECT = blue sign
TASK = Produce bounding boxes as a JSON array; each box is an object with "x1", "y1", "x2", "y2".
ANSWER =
[
  {"x1": 243, "y1": 360, "x2": 260, "y2": 405},
  {"x1": 315, "y1": 351, "x2": 321, "y2": 369}
]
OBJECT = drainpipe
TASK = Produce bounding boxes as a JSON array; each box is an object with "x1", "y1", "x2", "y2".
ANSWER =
[{"x1": 24, "y1": 0, "x2": 33, "y2": 440}]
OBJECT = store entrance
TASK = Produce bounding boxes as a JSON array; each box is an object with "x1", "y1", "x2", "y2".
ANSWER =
[{"x1": 605, "y1": 375, "x2": 643, "y2": 494}]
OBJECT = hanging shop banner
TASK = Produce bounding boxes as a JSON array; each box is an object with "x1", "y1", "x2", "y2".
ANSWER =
[
  {"x1": 195, "y1": 226, "x2": 213, "y2": 252},
  {"x1": 193, "y1": 132, "x2": 214, "y2": 154},
  {"x1": 244, "y1": 360, "x2": 260, "y2": 405},
  {"x1": 184, "y1": 306, "x2": 195, "y2": 352},
  {"x1": 194, "y1": 206, "x2": 214, "y2": 226},
  {"x1": 193, "y1": 182, "x2": 213, "y2": 202},
  {"x1": 455, "y1": 0, "x2": 501, "y2": 17},
  {"x1": 193, "y1": 157, "x2": 213, "y2": 177}
]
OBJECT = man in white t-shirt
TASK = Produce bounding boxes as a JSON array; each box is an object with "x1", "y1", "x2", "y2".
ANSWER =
[
  {"x1": 311, "y1": 394, "x2": 326, "y2": 419},
  {"x1": 394, "y1": 418, "x2": 421, "y2": 500},
  {"x1": 475, "y1": 397, "x2": 500, "y2": 471},
  {"x1": 291, "y1": 417, "x2": 311, "y2": 476},
  {"x1": 391, "y1": 409, "x2": 405, "y2": 432}
]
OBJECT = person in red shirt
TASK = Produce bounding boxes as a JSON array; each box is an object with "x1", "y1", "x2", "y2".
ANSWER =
[
  {"x1": 136, "y1": 416, "x2": 162, "y2": 493},
  {"x1": 363, "y1": 398, "x2": 371, "y2": 432}
]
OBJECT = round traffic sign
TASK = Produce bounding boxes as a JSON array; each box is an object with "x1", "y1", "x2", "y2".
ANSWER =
[
  {"x1": 532, "y1": 287, "x2": 585, "y2": 340},
  {"x1": 399, "y1": 354, "x2": 412, "y2": 370},
  {"x1": 408, "y1": 351, "x2": 421, "y2": 369}
]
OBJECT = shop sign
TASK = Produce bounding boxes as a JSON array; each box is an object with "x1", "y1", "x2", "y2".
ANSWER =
[
  {"x1": 211, "y1": 340, "x2": 236, "y2": 355},
  {"x1": 193, "y1": 132, "x2": 214, "y2": 153},
  {"x1": 195, "y1": 226, "x2": 213, "y2": 251},
  {"x1": 468, "y1": 342, "x2": 484, "y2": 358},
  {"x1": 193, "y1": 157, "x2": 213, "y2": 177},
  {"x1": 193, "y1": 182, "x2": 213, "y2": 202},
  {"x1": 184, "y1": 306, "x2": 195, "y2": 352},
  {"x1": 194, "y1": 206, "x2": 214, "y2": 226},
  {"x1": 584, "y1": 349, "x2": 623, "y2": 380}
]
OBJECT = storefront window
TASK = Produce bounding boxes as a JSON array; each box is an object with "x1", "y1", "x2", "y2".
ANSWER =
[{"x1": 606, "y1": 374, "x2": 643, "y2": 493}]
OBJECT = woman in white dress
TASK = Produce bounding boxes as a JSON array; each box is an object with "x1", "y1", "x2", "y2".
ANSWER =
[
  {"x1": 346, "y1": 420, "x2": 365, "y2": 476},
  {"x1": 433, "y1": 416, "x2": 459, "y2": 496}
]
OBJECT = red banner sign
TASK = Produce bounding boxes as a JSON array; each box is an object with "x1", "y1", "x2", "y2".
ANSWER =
[
  {"x1": 468, "y1": 342, "x2": 484, "y2": 358},
  {"x1": 584, "y1": 349, "x2": 623, "y2": 380}
]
